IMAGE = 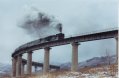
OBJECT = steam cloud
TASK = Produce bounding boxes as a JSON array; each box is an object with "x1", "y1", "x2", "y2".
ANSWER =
[{"x1": 19, "y1": 11, "x2": 62, "y2": 38}]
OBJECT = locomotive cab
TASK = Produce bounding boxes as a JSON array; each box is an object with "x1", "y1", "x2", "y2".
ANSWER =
[{"x1": 56, "y1": 33, "x2": 65, "y2": 40}]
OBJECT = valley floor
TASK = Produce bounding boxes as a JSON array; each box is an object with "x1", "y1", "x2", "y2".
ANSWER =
[
  {"x1": 21, "y1": 64, "x2": 118, "y2": 78},
  {"x1": 1, "y1": 64, "x2": 118, "y2": 78}
]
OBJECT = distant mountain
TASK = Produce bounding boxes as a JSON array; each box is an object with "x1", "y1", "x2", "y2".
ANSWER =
[
  {"x1": 60, "y1": 55, "x2": 116, "y2": 69},
  {"x1": 60, "y1": 62, "x2": 71, "y2": 70},
  {"x1": 0, "y1": 63, "x2": 12, "y2": 76}
]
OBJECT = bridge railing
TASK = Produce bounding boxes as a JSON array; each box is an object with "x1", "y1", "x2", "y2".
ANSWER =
[{"x1": 66, "y1": 27, "x2": 118, "y2": 38}]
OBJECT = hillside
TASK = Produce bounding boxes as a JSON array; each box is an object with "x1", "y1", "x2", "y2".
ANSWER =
[{"x1": 60, "y1": 55, "x2": 116, "y2": 69}]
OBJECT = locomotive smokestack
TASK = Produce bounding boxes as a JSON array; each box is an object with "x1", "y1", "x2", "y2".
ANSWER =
[{"x1": 56, "y1": 23, "x2": 62, "y2": 33}]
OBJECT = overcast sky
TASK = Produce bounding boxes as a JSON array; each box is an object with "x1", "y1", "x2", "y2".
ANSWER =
[{"x1": 0, "y1": 0, "x2": 118, "y2": 65}]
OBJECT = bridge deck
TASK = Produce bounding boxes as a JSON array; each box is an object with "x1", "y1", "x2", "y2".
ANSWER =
[{"x1": 12, "y1": 28, "x2": 118, "y2": 57}]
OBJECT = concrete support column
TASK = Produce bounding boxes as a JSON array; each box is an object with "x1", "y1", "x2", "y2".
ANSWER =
[
  {"x1": 12, "y1": 57, "x2": 17, "y2": 77},
  {"x1": 21, "y1": 62, "x2": 25, "y2": 75},
  {"x1": 16, "y1": 55, "x2": 22, "y2": 77},
  {"x1": 27, "y1": 51, "x2": 32, "y2": 75},
  {"x1": 43, "y1": 47, "x2": 51, "y2": 73},
  {"x1": 115, "y1": 37, "x2": 118, "y2": 64},
  {"x1": 71, "y1": 42, "x2": 79, "y2": 71},
  {"x1": 34, "y1": 66, "x2": 37, "y2": 72}
]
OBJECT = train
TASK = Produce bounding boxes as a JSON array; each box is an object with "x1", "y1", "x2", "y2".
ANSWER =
[
  {"x1": 40, "y1": 33, "x2": 64, "y2": 42},
  {"x1": 15, "y1": 33, "x2": 65, "y2": 51}
]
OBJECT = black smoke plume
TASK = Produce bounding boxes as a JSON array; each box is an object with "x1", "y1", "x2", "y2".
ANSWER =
[{"x1": 19, "y1": 11, "x2": 62, "y2": 38}]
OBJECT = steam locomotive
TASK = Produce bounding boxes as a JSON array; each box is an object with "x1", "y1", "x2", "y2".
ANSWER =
[
  {"x1": 40, "y1": 33, "x2": 64, "y2": 42},
  {"x1": 16, "y1": 33, "x2": 65, "y2": 51}
]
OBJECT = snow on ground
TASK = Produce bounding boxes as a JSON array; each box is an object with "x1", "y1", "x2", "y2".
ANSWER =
[
  {"x1": 37, "y1": 71, "x2": 118, "y2": 78},
  {"x1": 57, "y1": 72, "x2": 81, "y2": 78}
]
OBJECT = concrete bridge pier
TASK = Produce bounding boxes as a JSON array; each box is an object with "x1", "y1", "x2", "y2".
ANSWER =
[
  {"x1": 71, "y1": 42, "x2": 79, "y2": 71},
  {"x1": 21, "y1": 62, "x2": 25, "y2": 75},
  {"x1": 16, "y1": 54, "x2": 22, "y2": 77},
  {"x1": 27, "y1": 51, "x2": 32, "y2": 75},
  {"x1": 115, "y1": 37, "x2": 118, "y2": 64},
  {"x1": 12, "y1": 57, "x2": 17, "y2": 77},
  {"x1": 43, "y1": 47, "x2": 51, "y2": 73}
]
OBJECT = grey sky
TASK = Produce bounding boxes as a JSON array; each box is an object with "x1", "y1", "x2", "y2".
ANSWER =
[{"x1": 0, "y1": 0, "x2": 118, "y2": 65}]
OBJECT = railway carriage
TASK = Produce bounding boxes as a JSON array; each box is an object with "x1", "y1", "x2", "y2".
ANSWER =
[{"x1": 16, "y1": 33, "x2": 65, "y2": 51}]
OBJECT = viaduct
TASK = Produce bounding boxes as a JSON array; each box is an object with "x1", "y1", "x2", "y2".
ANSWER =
[{"x1": 11, "y1": 28, "x2": 118, "y2": 77}]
